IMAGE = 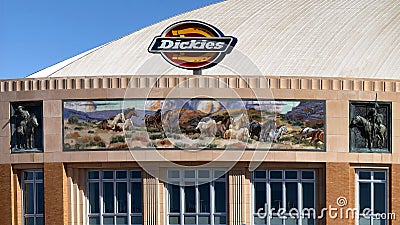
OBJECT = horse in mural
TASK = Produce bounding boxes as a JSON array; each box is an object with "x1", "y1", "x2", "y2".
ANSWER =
[
  {"x1": 350, "y1": 115, "x2": 386, "y2": 149},
  {"x1": 145, "y1": 109, "x2": 162, "y2": 129},
  {"x1": 17, "y1": 114, "x2": 39, "y2": 149},
  {"x1": 267, "y1": 125, "x2": 288, "y2": 143}
]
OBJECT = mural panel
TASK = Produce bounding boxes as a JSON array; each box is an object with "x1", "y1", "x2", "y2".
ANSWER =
[
  {"x1": 349, "y1": 101, "x2": 391, "y2": 153},
  {"x1": 63, "y1": 99, "x2": 325, "y2": 151}
]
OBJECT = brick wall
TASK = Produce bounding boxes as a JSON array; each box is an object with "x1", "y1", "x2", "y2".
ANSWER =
[
  {"x1": 0, "y1": 164, "x2": 13, "y2": 224},
  {"x1": 391, "y1": 164, "x2": 400, "y2": 225},
  {"x1": 44, "y1": 163, "x2": 68, "y2": 225},
  {"x1": 326, "y1": 163, "x2": 355, "y2": 225}
]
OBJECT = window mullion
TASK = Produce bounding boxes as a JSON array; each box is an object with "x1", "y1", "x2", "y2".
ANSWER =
[
  {"x1": 267, "y1": 178, "x2": 271, "y2": 225},
  {"x1": 211, "y1": 181, "x2": 215, "y2": 225},
  {"x1": 33, "y1": 176, "x2": 37, "y2": 225},
  {"x1": 100, "y1": 173, "x2": 104, "y2": 225},
  {"x1": 128, "y1": 174, "x2": 131, "y2": 225},
  {"x1": 282, "y1": 178, "x2": 286, "y2": 225},
  {"x1": 114, "y1": 174, "x2": 117, "y2": 225},
  {"x1": 180, "y1": 182, "x2": 184, "y2": 225},
  {"x1": 371, "y1": 181, "x2": 374, "y2": 225},
  {"x1": 298, "y1": 179, "x2": 302, "y2": 225}
]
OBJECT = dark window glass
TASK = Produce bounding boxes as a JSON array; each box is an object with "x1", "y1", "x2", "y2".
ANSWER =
[
  {"x1": 359, "y1": 183, "x2": 371, "y2": 211},
  {"x1": 359, "y1": 172, "x2": 371, "y2": 180},
  {"x1": 35, "y1": 171, "x2": 43, "y2": 180},
  {"x1": 254, "y1": 171, "x2": 266, "y2": 179},
  {"x1": 169, "y1": 185, "x2": 180, "y2": 213},
  {"x1": 374, "y1": 183, "x2": 386, "y2": 214},
  {"x1": 89, "y1": 217, "x2": 100, "y2": 225},
  {"x1": 25, "y1": 183, "x2": 34, "y2": 214},
  {"x1": 36, "y1": 183, "x2": 44, "y2": 214},
  {"x1": 286, "y1": 182, "x2": 298, "y2": 210},
  {"x1": 199, "y1": 184, "x2": 210, "y2": 212},
  {"x1": 285, "y1": 171, "x2": 298, "y2": 179},
  {"x1": 302, "y1": 171, "x2": 314, "y2": 180},
  {"x1": 25, "y1": 218, "x2": 34, "y2": 225},
  {"x1": 270, "y1": 171, "x2": 283, "y2": 179},
  {"x1": 302, "y1": 183, "x2": 314, "y2": 209},
  {"x1": 374, "y1": 172, "x2": 386, "y2": 180},
  {"x1": 215, "y1": 182, "x2": 226, "y2": 212},
  {"x1": 116, "y1": 216, "x2": 128, "y2": 224},
  {"x1": 36, "y1": 217, "x2": 44, "y2": 225},
  {"x1": 88, "y1": 171, "x2": 99, "y2": 180},
  {"x1": 131, "y1": 171, "x2": 141, "y2": 179},
  {"x1": 270, "y1": 182, "x2": 283, "y2": 213},
  {"x1": 131, "y1": 182, "x2": 142, "y2": 213},
  {"x1": 116, "y1": 171, "x2": 127, "y2": 179},
  {"x1": 132, "y1": 216, "x2": 143, "y2": 225},
  {"x1": 116, "y1": 182, "x2": 127, "y2": 213},
  {"x1": 25, "y1": 172, "x2": 34, "y2": 181},
  {"x1": 169, "y1": 216, "x2": 180, "y2": 225},
  {"x1": 185, "y1": 186, "x2": 196, "y2": 213},
  {"x1": 103, "y1": 182, "x2": 114, "y2": 213},
  {"x1": 89, "y1": 183, "x2": 100, "y2": 213},
  {"x1": 103, "y1": 171, "x2": 114, "y2": 179},
  {"x1": 254, "y1": 182, "x2": 266, "y2": 213},
  {"x1": 103, "y1": 216, "x2": 114, "y2": 225}
]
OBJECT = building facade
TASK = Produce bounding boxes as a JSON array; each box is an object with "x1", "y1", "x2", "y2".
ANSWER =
[{"x1": 2, "y1": 0, "x2": 400, "y2": 225}]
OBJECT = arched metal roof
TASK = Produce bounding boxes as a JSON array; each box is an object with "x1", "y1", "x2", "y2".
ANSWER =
[{"x1": 28, "y1": 0, "x2": 400, "y2": 79}]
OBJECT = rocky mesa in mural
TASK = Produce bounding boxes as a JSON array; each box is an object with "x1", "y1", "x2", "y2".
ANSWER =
[{"x1": 63, "y1": 99, "x2": 325, "y2": 151}]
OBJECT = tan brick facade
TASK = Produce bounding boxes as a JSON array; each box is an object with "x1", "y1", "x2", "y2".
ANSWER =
[
  {"x1": 44, "y1": 163, "x2": 68, "y2": 225},
  {"x1": 391, "y1": 164, "x2": 400, "y2": 225},
  {"x1": 326, "y1": 163, "x2": 355, "y2": 225},
  {"x1": 0, "y1": 75, "x2": 398, "y2": 225},
  {"x1": 0, "y1": 164, "x2": 13, "y2": 225}
]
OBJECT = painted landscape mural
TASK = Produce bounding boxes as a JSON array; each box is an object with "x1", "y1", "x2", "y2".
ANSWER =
[{"x1": 63, "y1": 99, "x2": 325, "y2": 150}]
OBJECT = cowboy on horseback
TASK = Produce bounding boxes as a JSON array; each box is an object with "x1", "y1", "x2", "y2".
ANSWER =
[{"x1": 14, "y1": 106, "x2": 38, "y2": 149}]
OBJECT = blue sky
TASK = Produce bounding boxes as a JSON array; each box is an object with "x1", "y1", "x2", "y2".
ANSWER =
[{"x1": 0, "y1": 0, "x2": 222, "y2": 79}]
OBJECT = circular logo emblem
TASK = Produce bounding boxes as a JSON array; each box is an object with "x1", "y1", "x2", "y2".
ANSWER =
[{"x1": 149, "y1": 20, "x2": 237, "y2": 70}]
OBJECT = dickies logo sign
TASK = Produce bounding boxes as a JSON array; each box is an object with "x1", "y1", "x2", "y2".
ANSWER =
[{"x1": 148, "y1": 20, "x2": 237, "y2": 70}]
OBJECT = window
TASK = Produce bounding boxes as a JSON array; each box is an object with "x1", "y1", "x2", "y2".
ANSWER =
[
  {"x1": 356, "y1": 170, "x2": 387, "y2": 225},
  {"x1": 252, "y1": 170, "x2": 316, "y2": 225},
  {"x1": 166, "y1": 169, "x2": 227, "y2": 225},
  {"x1": 23, "y1": 171, "x2": 44, "y2": 225},
  {"x1": 87, "y1": 170, "x2": 143, "y2": 225}
]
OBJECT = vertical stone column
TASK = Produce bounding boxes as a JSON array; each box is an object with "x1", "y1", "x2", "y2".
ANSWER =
[
  {"x1": 67, "y1": 168, "x2": 86, "y2": 225},
  {"x1": 229, "y1": 169, "x2": 245, "y2": 225},
  {"x1": 13, "y1": 169, "x2": 23, "y2": 225},
  {"x1": 325, "y1": 163, "x2": 354, "y2": 225},
  {"x1": 143, "y1": 172, "x2": 159, "y2": 225},
  {"x1": 44, "y1": 163, "x2": 68, "y2": 225},
  {"x1": 0, "y1": 164, "x2": 13, "y2": 224}
]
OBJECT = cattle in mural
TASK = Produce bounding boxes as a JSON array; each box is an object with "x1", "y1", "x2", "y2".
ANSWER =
[{"x1": 63, "y1": 100, "x2": 325, "y2": 150}]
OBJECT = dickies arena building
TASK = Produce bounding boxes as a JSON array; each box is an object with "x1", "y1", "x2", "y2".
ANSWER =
[{"x1": 1, "y1": 0, "x2": 400, "y2": 225}]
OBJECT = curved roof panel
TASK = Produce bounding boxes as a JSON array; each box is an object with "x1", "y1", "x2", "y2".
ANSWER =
[{"x1": 28, "y1": 0, "x2": 400, "y2": 79}]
